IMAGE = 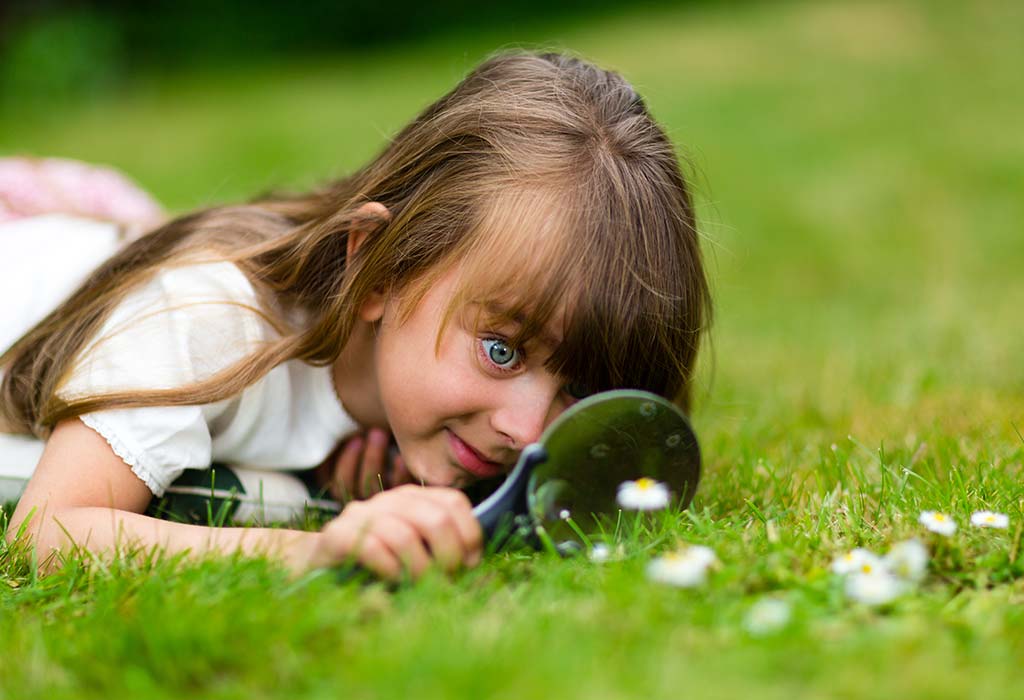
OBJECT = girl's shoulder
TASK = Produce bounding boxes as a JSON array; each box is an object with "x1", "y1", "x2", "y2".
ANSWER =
[
  {"x1": 151, "y1": 257, "x2": 261, "y2": 312},
  {"x1": 59, "y1": 256, "x2": 277, "y2": 399}
]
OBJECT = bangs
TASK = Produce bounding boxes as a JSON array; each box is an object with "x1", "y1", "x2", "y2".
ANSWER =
[{"x1": 402, "y1": 185, "x2": 701, "y2": 404}]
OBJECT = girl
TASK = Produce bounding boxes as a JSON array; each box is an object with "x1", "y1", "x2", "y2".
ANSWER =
[{"x1": 0, "y1": 51, "x2": 712, "y2": 580}]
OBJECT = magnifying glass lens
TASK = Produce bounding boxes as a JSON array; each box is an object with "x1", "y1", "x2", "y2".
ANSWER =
[{"x1": 526, "y1": 394, "x2": 700, "y2": 548}]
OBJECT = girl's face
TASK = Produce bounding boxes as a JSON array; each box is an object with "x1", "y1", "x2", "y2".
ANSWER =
[{"x1": 363, "y1": 267, "x2": 578, "y2": 488}]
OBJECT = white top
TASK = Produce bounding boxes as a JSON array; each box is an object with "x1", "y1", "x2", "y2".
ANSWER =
[{"x1": 1, "y1": 215, "x2": 358, "y2": 496}]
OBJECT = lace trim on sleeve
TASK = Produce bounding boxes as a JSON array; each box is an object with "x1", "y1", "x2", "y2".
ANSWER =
[{"x1": 79, "y1": 413, "x2": 171, "y2": 496}]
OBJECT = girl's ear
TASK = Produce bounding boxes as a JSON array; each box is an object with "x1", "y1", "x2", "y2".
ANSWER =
[
  {"x1": 346, "y1": 201, "x2": 391, "y2": 267},
  {"x1": 358, "y1": 291, "x2": 386, "y2": 322},
  {"x1": 347, "y1": 201, "x2": 390, "y2": 323}
]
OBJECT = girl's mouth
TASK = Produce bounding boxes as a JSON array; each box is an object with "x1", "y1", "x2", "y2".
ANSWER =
[{"x1": 445, "y1": 429, "x2": 507, "y2": 479}]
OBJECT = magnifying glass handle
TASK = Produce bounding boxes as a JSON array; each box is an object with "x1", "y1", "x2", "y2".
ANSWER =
[{"x1": 473, "y1": 443, "x2": 548, "y2": 542}]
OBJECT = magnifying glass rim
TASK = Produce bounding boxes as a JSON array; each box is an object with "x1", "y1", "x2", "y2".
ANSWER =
[{"x1": 540, "y1": 389, "x2": 690, "y2": 443}]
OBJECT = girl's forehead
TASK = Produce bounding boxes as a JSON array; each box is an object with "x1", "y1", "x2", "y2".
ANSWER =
[{"x1": 428, "y1": 264, "x2": 571, "y2": 350}]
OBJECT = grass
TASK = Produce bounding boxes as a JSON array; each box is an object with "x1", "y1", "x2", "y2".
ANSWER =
[{"x1": 3, "y1": 0, "x2": 1024, "y2": 697}]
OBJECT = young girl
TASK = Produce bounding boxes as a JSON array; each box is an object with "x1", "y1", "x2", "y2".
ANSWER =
[{"x1": 0, "y1": 51, "x2": 712, "y2": 581}]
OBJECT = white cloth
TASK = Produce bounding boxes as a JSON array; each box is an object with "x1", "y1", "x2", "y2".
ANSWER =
[
  {"x1": 0, "y1": 214, "x2": 123, "y2": 354},
  {"x1": 1, "y1": 215, "x2": 357, "y2": 499}
]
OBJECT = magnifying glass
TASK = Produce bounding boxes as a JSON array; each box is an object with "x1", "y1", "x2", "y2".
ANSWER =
[{"x1": 472, "y1": 389, "x2": 701, "y2": 553}]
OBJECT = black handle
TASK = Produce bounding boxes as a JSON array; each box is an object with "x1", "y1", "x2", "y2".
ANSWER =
[{"x1": 472, "y1": 443, "x2": 548, "y2": 543}]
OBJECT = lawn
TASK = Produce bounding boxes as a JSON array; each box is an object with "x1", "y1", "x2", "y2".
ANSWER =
[{"x1": 2, "y1": 0, "x2": 1024, "y2": 697}]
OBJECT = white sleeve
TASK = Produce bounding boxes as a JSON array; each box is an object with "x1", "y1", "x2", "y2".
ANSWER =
[{"x1": 57, "y1": 261, "x2": 274, "y2": 496}]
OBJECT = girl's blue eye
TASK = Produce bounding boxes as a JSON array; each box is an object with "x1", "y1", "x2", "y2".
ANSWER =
[{"x1": 482, "y1": 338, "x2": 519, "y2": 367}]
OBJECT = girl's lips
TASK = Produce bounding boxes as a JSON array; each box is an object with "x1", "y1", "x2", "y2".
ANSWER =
[{"x1": 446, "y1": 429, "x2": 507, "y2": 479}]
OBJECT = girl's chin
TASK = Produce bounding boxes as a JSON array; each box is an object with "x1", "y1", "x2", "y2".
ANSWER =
[
  {"x1": 402, "y1": 434, "x2": 479, "y2": 488},
  {"x1": 407, "y1": 459, "x2": 465, "y2": 489}
]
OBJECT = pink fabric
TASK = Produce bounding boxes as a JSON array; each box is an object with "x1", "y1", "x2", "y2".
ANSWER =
[{"x1": 0, "y1": 157, "x2": 165, "y2": 239}]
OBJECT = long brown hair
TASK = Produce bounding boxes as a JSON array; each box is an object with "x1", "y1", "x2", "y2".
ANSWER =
[{"x1": 1, "y1": 51, "x2": 712, "y2": 438}]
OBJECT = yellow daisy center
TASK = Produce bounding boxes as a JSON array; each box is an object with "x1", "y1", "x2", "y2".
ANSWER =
[
  {"x1": 986, "y1": 515, "x2": 996, "y2": 522},
  {"x1": 934, "y1": 514, "x2": 946, "y2": 521},
  {"x1": 861, "y1": 563, "x2": 873, "y2": 574},
  {"x1": 635, "y1": 478, "x2": 655, "y2": 491}
]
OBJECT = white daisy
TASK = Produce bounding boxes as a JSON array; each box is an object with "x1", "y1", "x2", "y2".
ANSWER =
[
  {"x1": 845, "y1": 570, "x2": 906, "y2": 606},
  {"x1": 743, "y1": 598, "x2": 792, "y2": 636},
  {"x1": 884, "y1": 539, "x2": 928, "y2": 583},
  {"x1": 919, "y1": 510, "x2": 957, "y2": 536},
  {"x1": 646, "y1": 546, "x2": 717, "y2": 588},
  {"x1": 616, "y1": 478, "x2": 671, "y2": 511},
  {"x1": 589, "y1": 543, "x2": 612, "y2": 563},
  {"x1": 684, "y1": 545, "x2": 718, "y2": 567},
  {"x1": 970, "y1": 511, "x2": 1009, "y2": 529},
  {"x1": 831, "y1": 547, "x2": 883, "y2": 576}
]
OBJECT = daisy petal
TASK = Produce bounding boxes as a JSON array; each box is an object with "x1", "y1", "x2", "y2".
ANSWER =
[
  {"x1": 831, "y1": 547, "x2": 883, "y2": 576},
  {"x1": 970, "y1": 511, "x2": 1009, "y2": 529},
  {"x1": 743, "y1": 598, "x2": 792, "y2": 636},
  {"x1": 645, "y1": 546, "x2": 717, "y2": 588},
  {"x1": 616, "y1": 478, "x2": 671, "y2": 511},
  {"x1": 919, "y1": 510, "x2": 957, "y2": 536},
  {"x1": 845, "y1": 570, "x2": 906, "y2": 606},
  {"x1": 884, "y1": 539, "x2": 929, "y2": 583}
]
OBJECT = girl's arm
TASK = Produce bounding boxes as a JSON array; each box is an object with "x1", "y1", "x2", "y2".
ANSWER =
[
  {"x1": 7, "y1": 419, "x2": 482, "y2": 578},
  {"x1": 8, "y1": 419, "x2": 322, "y2": 571}
]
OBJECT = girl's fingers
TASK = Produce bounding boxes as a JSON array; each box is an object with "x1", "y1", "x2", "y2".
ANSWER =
[
  {"x1": 321, "y1": 507, "x2": 401, "y2": 581},
  {"x1": 328, "y1": 502, "x2": 439, "y2": 579},
  {"x1": 394, "y1": 508, "x2": 462, "y2": 573},
  {"x1": 333, "y1": 436, "x2": 364, "y2": 502},
  {"x1": 408, "y1": 488, "x2": 483, "y2": 568},
  {"x1": 333, "y1": 429, "x2": 408, "y2": 501},
  {"x1": 325, "y1": 486, "x2": 483, "y2": 579},
  {"x1": 381, "y1": 488, "x2": 479, "y2": 572},
  {"x1": 358, "y1": 428, "x2": 390, "y2": 497},
  {"x1": 371, "y1": 516, "x2": 432, "y2": 578},
  {"x1": 353, "y1": 531, "x2": 403, "y2": 580}
]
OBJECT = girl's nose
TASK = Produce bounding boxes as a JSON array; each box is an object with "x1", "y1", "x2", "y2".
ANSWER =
[{"x1": 489, "y1": 377, "x2": 564, "y2": 450}]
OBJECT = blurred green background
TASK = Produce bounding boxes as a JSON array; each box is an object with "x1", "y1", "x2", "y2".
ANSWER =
[{"x1": 2, "y1": 0, "x2": 1022, "y2": 462}]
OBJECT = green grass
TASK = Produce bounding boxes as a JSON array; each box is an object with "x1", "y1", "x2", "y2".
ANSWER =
[{"x1": 3, "y1": 0, "x2": 1024, "y2": 697}]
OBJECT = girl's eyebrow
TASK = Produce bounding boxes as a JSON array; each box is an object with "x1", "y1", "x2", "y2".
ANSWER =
[{"x1": 483, "y1": 302, "x2": 562, "y2": 350}]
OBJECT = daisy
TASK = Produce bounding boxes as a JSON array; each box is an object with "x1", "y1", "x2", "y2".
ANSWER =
[
  {"x1": 831, "y1": 548, "x2": 883, "y2": 576},
  {"x1": 970, "y1": 511, "x2": 1009, "y2": 529},
  {"x1": 919, "y1": 510, "x2": 957, "y2": 536},
  {"x1": 845, "y1": 570, "x2": 906, "y2": 606},
  {"x1": 589, "y1": 544, "x2": 612, "y2": 563},
  {"x1": 616, "y1": 478, "x2": 671, "y2": 511},
  {"x1": 683, "y1": 544, "x2": 718, "y2": 567},
  {"x1": 646, "y1": 546, "x2": 717, "y2": 588},
  {"x1": 743, "y1": 598, "x2": 792, "y2": 636},
  {"x1": 884, "y1": 539, "x2": 928, "y2": 583}
]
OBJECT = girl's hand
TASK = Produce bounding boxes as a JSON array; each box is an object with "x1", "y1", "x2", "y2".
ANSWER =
[
  {"x1": 323, "y1": 428, "x2": 418, "y2": 502},
  {"x1": 311, "y1": 485, "x2": 483, "y2": 580}
]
